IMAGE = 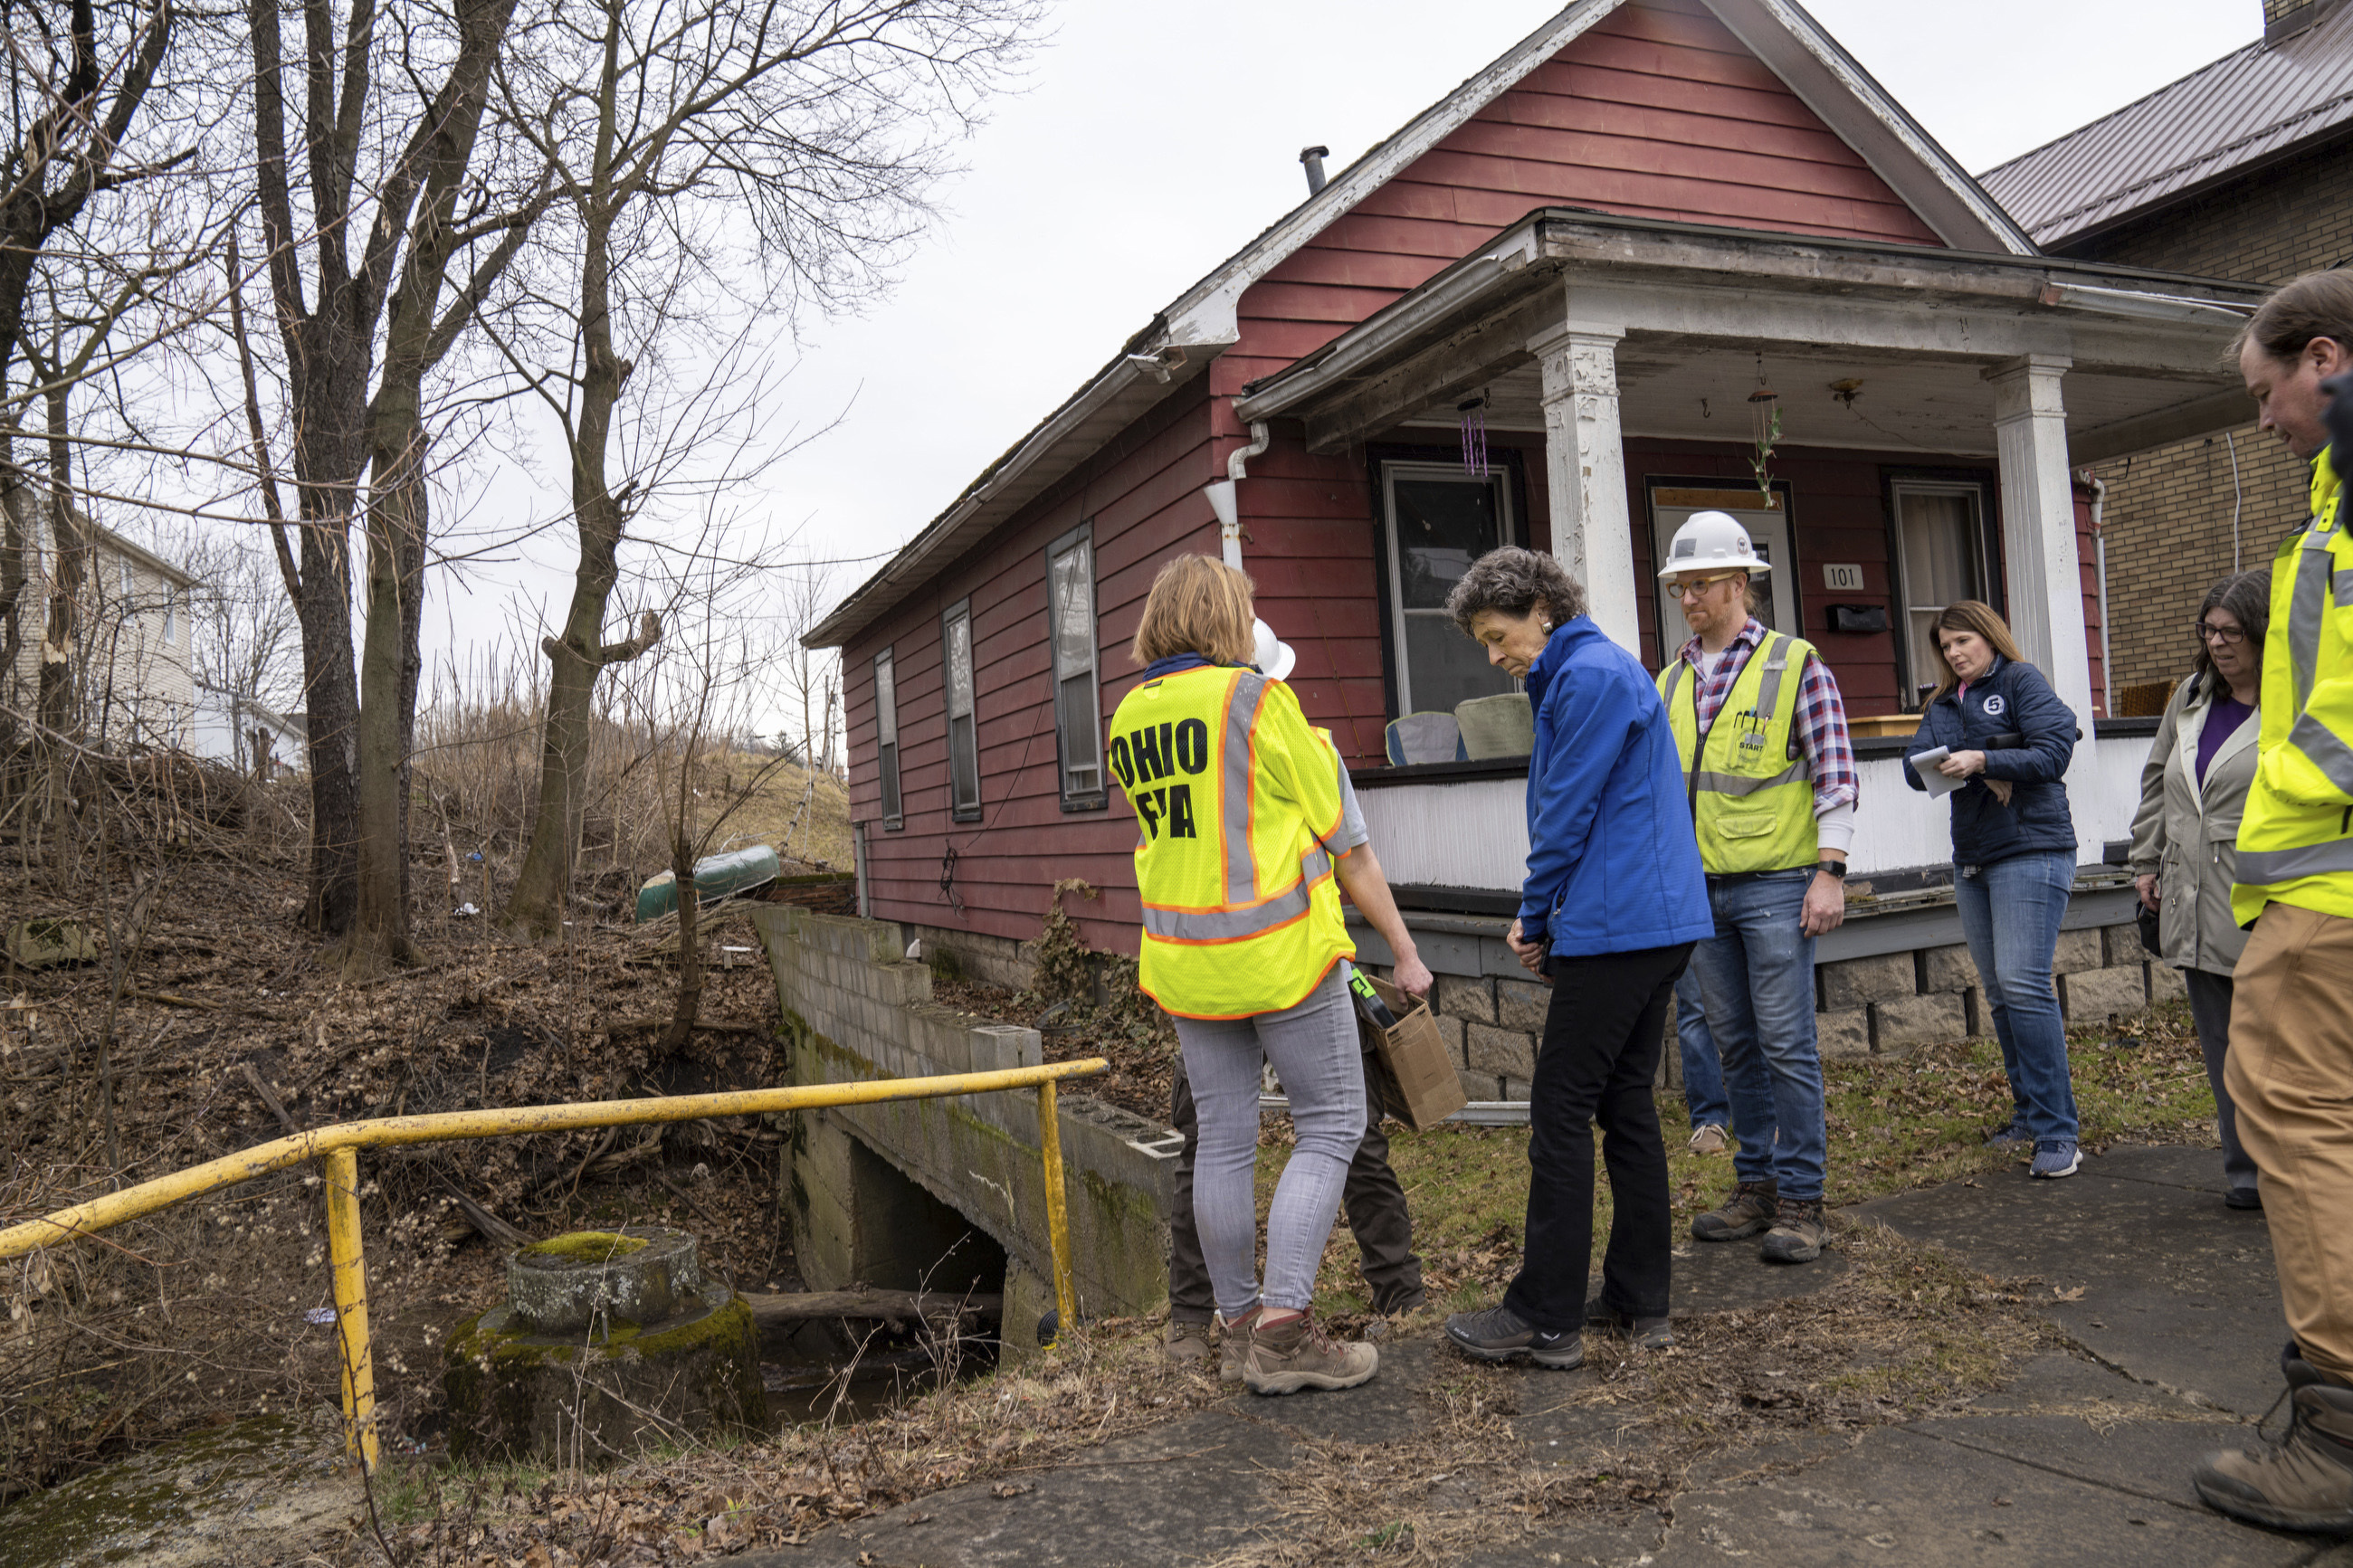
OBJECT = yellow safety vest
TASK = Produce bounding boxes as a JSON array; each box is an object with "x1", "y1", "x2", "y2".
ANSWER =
[
  {"x1": 1109, "y1": 665, "x2": 1354, "y2": 1020},
  {"x1": 1658, "y1": 632, "x2": 1821, "y2": 874},
  {"x1": 2234, "y1": 451, "x2": 2353, "y2": 925}
]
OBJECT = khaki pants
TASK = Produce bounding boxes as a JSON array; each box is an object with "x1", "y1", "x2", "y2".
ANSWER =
[{"x1": 2227, "y1": 902, "x2": 2353, "y2": 1383}]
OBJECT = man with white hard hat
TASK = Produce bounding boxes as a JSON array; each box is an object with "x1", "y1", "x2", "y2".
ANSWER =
[{"x1": 1654, "y1": 510, "x2": 1857, "y2": 1268}]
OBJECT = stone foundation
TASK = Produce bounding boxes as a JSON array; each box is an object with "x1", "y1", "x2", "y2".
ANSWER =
[{"x1": 1353, "y1": 893, "x2": 2177, "y2": 1096}]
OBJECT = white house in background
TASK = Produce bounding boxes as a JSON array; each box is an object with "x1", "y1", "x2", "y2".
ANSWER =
[
  {"x1": 190, "y1": 683, "x2": 306, "y2": 777},
  {"x1": 6, "y1": 514, "x2": 197, "y2": 751}
]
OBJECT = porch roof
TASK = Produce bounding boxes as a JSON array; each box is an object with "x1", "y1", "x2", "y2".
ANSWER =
[{"x1": 1233, "y1": 209, "x2": 2270, "y2": 464}]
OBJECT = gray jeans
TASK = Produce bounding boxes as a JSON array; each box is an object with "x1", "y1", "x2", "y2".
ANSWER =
[
  {"x1": 2184, "y1": 967, "x2": 2258, "y2": 1193},
  {"x1": 1170, "y1": 966, "x2": 1366, "y2": 1316}
]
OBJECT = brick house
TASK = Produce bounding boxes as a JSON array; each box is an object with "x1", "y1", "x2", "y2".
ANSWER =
[{"x1": 1980, "y1": 0, "x2": 2353, "y2": 704}]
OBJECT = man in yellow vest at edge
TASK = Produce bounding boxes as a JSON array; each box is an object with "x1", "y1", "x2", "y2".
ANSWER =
[{"x1": 2195, "y1": 271, "x2": 2353, "y2": 1535}]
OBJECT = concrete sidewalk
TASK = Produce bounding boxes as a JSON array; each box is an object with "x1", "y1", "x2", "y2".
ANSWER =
[{"x1": 744, "y1": 1145, "x2": 2351, "y2": 1567}]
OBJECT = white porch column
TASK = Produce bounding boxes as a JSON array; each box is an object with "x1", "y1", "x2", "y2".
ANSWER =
[
  {"x1": 1531, "y1": 324, "x2": 1638, "y2": 652},
  {"x1": 1986, "y1": 354, "x2": 2098, "y2": 728}
]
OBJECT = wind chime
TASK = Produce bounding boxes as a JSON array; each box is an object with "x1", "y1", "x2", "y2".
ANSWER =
[
  {"x1": 1747, "y1": 355, "x2": 1781, "y2": 506},
  {"x1": 1457, "y1": 394, "x2": 1491, "y2": 479}
]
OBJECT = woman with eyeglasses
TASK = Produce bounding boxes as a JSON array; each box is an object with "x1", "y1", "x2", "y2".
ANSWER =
[
  {"x1": 2126, "y1": 573, "x2": 2271, "y2": 1210},
  {"x1": 1903, "y1": 601, "x2": 2084, "y2": 1179}
]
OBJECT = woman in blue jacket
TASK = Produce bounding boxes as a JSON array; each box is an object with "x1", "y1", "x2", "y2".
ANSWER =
[
  {"x1": 1903, "y1": 600, "x2": 2085, "y2": 1178},
  {"x1": 1437, "y1": 547, "x2": 1714, "y2": 1368}
]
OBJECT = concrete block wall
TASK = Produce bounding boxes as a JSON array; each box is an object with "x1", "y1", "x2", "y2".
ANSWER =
[
  {"x1": 751, "y1": 905, "x2": 1180, "y2": 1321},
  {"x1": 1811, "y1": 921, "x2": 2170, "y2": 1060},
  {"x1": 1384, "y1": 918, "x2": 2180, "y2": 1086}
]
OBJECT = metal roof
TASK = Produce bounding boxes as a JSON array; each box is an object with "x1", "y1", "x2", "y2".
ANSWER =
[{"x1": 1979, "y1": 5, "x2": 2353, "y2": 249}]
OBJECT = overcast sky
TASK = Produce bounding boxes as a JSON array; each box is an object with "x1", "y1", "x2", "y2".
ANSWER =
[{"x1": 429, "y1": 0, "x2": 2263, "y2": 701}]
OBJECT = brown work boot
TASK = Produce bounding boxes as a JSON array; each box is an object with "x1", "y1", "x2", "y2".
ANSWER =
[
  {"x1": 1216, "y1": 1307, "x2": 1256, "y2": 1385},
  {"x1": 1760, "y1": 1197, "x2": 1827, "y2": 1264},
  {"x1": 1692, "y1": 1179, "x2": 1777, "y2": 1242},
  {"x1": 1165, "y1": 1319, "x2": 1213, "y2": 1367},
  {"x1": 2195, "y1": 1380, "x2": 2353, "y2": 1532},
  {"x1": 1243, "y1": 1309, "x2": 1377, "y2": 1396}
]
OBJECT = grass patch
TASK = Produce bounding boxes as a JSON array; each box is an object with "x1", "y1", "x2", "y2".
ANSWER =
[{"x1": 1277, "y1": 1000, "x2": 2216, "y2": 1317}]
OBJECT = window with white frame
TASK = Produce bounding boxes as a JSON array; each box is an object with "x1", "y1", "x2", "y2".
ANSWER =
[
  {"x1": 941, "y1": 601, "x2": 980, "y2": 822},
  {"x1": 1891, "y1": 479, "x2": 1991, "y2": 706},
  {"x1": 1047, "y1": 526, "x2": 1104, "y2": 810},
  {"x1": 873, "y1": 648, "x2": 902, "y2": 829},
  {"x1": 163, "y1": 593, "x2": 176, "y2": 644},
  {"x1": 1379, "y1": 461, "x2": 1519, "y2": 716}
]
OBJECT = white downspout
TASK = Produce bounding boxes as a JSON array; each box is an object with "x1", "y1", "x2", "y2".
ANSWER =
[
  {"x1": 2081, "y1": 469, "x2": 2110, "y2": 717},
  {"x1": 1204, "y1": 420, "x2": 1272, "y2": 571}
]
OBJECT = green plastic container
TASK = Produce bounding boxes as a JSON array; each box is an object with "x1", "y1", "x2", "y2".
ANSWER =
[{"x1": 634, "y1": 845, "x2": 781, "y2": 922}]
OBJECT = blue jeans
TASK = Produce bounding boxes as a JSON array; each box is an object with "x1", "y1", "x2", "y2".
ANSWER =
[
  {"x1": 1687, "y1": 870, "x2": 1827, "y2": 1202},
  {"x1": 1675, "y1": 968, "x2": 1729, "y2": 1130},
  {"x1": 1953, "y1": 849, "x2": 2081, "y2": 1145}
]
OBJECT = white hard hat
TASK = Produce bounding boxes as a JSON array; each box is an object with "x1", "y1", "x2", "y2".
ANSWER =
[
  {"x1": 1658, "y1": 510, "x2": 1770, "y2": 580},
  {"x1": 1252, "y1": 617, "x2": 1297, "y2": 682}
]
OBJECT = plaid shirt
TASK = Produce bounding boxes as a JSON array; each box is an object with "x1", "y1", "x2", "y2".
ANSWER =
[{"x1": 1670, "y1": 618, "x2": 1858, "y2": 816}]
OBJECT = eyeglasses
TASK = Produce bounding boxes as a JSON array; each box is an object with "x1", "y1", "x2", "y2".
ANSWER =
[
  {"x1": 2193, "y1": 621, "x2": 2247, "y2": 645},
  {"x1": 1670, "y1": 573, "x2": 1744, "y2": 601}
]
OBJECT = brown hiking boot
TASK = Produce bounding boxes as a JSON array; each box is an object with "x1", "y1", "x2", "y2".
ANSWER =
[
  {"x1": 1243, "y1": 1310, "x2": 1377, "y2": 1396},
  {"x1": 1165, "y1": 1320, "x2": 1213, "y2": 1367},
  {"x1": 1692, "y1": 1180, "x2": 1777, "y2": 1242},
  {"x1": 1760, "y1": 1197, "x2": 1827, "y2": 1264},
  {"x1": 2195, "y1": 1380, "x2": 2353, "y2": 1532},
  {"x1": 1216, "y1": 1307, "x2": 1256, "y2": 1385}
]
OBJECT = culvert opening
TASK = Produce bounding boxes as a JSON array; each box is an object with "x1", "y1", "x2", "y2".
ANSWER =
[{"x1": 765, "y1": 1135, "x2": 1009, "y2": 1425}]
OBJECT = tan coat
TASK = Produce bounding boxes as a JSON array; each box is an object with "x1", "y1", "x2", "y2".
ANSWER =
[{"x1": 2127, "y1": 673, "x2": 2260, "y2": 975}]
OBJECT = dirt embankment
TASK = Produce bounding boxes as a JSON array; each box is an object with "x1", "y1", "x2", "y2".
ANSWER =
[{"x1": 4, "y1": 839, "x2": 801, "y2": 1505}]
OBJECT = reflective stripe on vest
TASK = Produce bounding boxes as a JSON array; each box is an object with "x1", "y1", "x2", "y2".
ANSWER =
[
  {"x1": 1660, "y1": 632, "x2": 1819, "y2": 875},
  {"x1": 2234, "y1": 452, "x2": 2353, "y2": 925}
]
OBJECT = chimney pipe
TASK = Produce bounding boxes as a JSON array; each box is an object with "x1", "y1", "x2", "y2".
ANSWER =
[{"x1": 1300, "y1": 146, "x2": 1329, "y2": 195}]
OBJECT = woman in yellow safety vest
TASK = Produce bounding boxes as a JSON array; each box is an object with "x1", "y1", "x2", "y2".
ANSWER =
[{"x1": 1110, "y1": 554, "x2": 1432, "y2": 1397}]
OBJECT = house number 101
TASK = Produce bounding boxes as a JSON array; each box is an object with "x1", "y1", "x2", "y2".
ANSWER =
[{"x1": 1821, "y1": 563, "x2": 1864, "y2": 592}]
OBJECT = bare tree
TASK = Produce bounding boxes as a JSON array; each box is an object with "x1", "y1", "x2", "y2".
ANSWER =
[
  {"x1": 493, "y1": 0, "x2": 1038, "y2": 939},
  {"x1": 240, "y1": 0, "x2": 547, "y2": 966}
]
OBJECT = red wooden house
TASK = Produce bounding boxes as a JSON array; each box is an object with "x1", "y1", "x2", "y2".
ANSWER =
[{"x1": 807, "y1": 0, "x2": 2263, "y2": 1053}]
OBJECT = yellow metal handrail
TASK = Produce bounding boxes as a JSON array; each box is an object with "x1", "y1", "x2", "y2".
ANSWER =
[{"x1": 0, "y1": 1058, "x2": 1110, "y2": 1469}]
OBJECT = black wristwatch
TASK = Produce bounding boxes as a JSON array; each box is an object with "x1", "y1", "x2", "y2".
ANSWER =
[{"x1": 1815, "y1": 860, "x2": 1847, "y2": 879}]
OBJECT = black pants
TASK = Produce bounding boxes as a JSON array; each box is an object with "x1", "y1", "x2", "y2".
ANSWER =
[
  {"x1": 1501, "y1": 940, "x2": 1691, "y2": 1335},
  {"x1": 1167, "y1": 1048, "x2": 1425, "y2": 1321}
]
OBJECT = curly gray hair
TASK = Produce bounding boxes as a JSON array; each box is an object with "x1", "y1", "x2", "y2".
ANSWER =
[{"x1": 1444, "y1": 546, "x2": 1587, "y2": 636}]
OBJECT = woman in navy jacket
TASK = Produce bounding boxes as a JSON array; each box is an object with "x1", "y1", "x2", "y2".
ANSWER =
[
  {"x1": 1903, "y1": 600, "x2": 2085, "y2": 1178},
  {"x1": 1437, "y1": 547, "x2": 1713, "y2": 1369}
]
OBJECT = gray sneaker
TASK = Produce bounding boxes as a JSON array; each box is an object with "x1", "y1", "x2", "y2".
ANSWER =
[
  {"x1": 2030, "y1": 1139, "x2": 2082, "y2": 1179},
  {"x1": 1443, "y1": 1305, "x2": 1585, "y2": 1368}
]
